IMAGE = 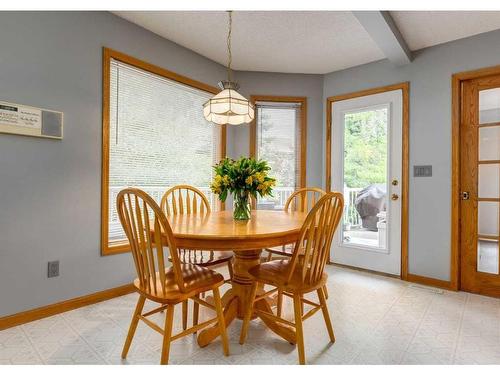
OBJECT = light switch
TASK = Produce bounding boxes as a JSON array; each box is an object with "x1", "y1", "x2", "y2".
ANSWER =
[{"x1": 414, "y1": 165, "x2": 432, "y2": 177}]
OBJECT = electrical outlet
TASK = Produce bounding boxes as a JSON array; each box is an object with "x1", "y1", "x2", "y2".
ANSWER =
[{"x1": 48, "y1": 261, "x2": 59, "y2": 278}]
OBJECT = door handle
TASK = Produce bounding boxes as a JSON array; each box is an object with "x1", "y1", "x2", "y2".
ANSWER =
[
  {"x1": 461, "y1": 191, "x2": 470, "y2": 200},
  {"x1": 391, "y1": 194, "x2": 399, "y2": 201}
]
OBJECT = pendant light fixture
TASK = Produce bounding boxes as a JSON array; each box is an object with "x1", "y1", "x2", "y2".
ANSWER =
[{"x1": 203, "y1": 11, "x2": 254, "y2": 125}]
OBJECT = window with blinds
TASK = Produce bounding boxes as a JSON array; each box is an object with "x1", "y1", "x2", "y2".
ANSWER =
[
  {"x1": 254, "y1": 99, "x2": 306, "y2": 210},
  {"x1": 103, "y1": 52, "x2": 222, "y2": 252}
]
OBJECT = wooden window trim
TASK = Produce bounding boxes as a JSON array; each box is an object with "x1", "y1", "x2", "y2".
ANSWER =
[
  {"x1": 249, "y1": 95, "x2": 307, "y2": 190},
  {"x1": 101, "y1": 47, "x2": 226, "y2": 256},
  {"x1": 325, "y1": 82, "x2": 409, "y2": 279}
]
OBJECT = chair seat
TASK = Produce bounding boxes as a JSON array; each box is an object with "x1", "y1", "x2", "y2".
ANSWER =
[
  {"x1": 134, "y1": 263, "x2": 224, "y2": 304},
  {"x1": 264, "y1": 244, "x2": 294, "y2": 257},
  {"x1": 248, "y1": 259, "x2": 327, "y2": 294},
  {"x1": 170, "y1": 250, "x2": 233, "y2": 267}
]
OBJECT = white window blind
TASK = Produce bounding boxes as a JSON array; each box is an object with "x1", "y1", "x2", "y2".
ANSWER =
[
  {"x1": 108, "y1": 59, "x2": 221, "y2": 242},
  {"x1": 255, "y1": 101, "x2": 302, "y2": 210}
]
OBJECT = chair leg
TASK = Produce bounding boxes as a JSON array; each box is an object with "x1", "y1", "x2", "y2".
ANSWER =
[
  {"x1": 239, "y1": 281, "x2": 259, "y2": 345},
  {"x1": 213, "y1": 287, "x2": 229, "y2": 356},
  {"x1": 293, "y1": 294, "x2": 306, "y2": 365},
  {"x1": 192, "y1": 294, "x2": 200, "y2": 331},
  {"x1": 160, "y1": 304, "x2": 175, "y2": 365},
  {"x1": 323, "y1": 285, "x2": 329, "y2": 299},
  {"x1": 227, "y1": 259, "x2": 234, "y2": 280},
  {"x1": 317, "y1": 287, "x2": 335, "y2": 343},
  {"x1": 182, "y1": 300, "x2": 188, "y2": 330},
  {"x1": 121, "y1": 294, "x2": 146, "y2": 359},
  {"x1": 277, "y1": 289, "x2": 283, "y2": 318}
]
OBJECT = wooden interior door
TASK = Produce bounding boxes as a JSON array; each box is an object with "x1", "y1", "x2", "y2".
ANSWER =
[{"x1": 460, "y1": 74, "x2": 500, "y2": 297}]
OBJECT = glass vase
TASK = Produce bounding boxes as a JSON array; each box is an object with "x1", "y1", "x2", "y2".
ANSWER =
[{"x1": 233, "y1": 192, "x2": 251, "y2": 220}]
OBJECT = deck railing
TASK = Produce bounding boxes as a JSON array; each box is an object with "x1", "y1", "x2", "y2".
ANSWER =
[
  {"x1": 108, "y1": 185, "x2": 363, "y2": 239},
  {"x1": 108, "y1": 186, "x2": 300, "y2": 241},
  {"x1": 343, "y1": 187, "x2": 363, "y2": 229},
  {"x1": 257, "y1": 186, "x2": 295, "y2": 210},
  {"x1": 108, "y1": 186, "x2": 296, "y2": 240},
  {"x1": 108, "y1": 185, "x2": 213, "y2": 241}
]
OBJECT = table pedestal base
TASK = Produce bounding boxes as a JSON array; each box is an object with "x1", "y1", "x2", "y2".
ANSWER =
[{"x1": 197, "y1": 249, "x2": 296, "y2": 347}]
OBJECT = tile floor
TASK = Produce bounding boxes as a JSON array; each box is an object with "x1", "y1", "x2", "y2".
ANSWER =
[{"x1": 1, "y1": 265, "x2": 500, "y2": 365}]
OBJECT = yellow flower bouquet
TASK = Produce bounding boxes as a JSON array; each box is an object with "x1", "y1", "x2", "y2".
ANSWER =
[{"x1": 211, "y1": 157, "x2": 276, "y2": 220}]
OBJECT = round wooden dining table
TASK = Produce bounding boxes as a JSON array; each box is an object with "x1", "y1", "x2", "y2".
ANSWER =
[{"x1": 163, "y1": 209, "x2": 308, "y2": 348}]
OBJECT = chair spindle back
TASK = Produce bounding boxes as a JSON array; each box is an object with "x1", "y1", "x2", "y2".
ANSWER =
[
  {"x1": 286, "y1": 192, "x2": 344, "y2": 286},
  {"x1": 284, "y1": 187, "x2": 326, "y2": 213},
  {"x1": 117, "y1": 188, "x2": 187, "y2": 294},
  {"x1": 161, "y1": 185, "x2": 211, "y2": 216}
]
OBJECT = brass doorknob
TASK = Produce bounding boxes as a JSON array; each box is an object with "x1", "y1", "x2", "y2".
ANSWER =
[{"x1": 391, "y1": 194, "x2": 399, "y2": 201}]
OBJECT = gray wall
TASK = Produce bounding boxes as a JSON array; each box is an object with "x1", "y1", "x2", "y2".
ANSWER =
[
  {"x1": 0, "y1": 11, "x2": 228, "y2": 317},
  {"x1": 3, "y1": 10, "x2": 500, "y2": 316},
  {"x1": 0, "y1": 11, "x2": 325, "y2": 317},
  {"x1": 230, "y1": 71, "x2": 324, "y2": 187},
  {"x1": 323, "y1": 28, "x2": 500, "y2": 281}
]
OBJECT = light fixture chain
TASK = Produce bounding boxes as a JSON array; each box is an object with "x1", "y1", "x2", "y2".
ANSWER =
[
  {"x1": 203, "y1": 10, "x2": 254, "y2": 125},
  {"x1": 227, "y1": 10, "x2": 232, "y2": 82}
]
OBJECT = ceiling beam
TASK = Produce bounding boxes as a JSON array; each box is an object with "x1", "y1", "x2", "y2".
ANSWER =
[{"x1": 353, "y1": 11, "x2": 412, "y2": 66}]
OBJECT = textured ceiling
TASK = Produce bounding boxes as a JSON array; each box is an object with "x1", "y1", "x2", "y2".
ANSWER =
[
  {"x1": 114, "y1": 11, "x2": 500, "y2": 74},
  {"x1": 113, "y1": 11, "x2": 385, "y2": 74},
  {"x1": 391, "y1": 11, "x2": 500, "y2": 51}
]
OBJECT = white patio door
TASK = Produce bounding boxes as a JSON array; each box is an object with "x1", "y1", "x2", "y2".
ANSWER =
[{"x1": 330, "y1": 89, "x2": 402, "y2": 275}]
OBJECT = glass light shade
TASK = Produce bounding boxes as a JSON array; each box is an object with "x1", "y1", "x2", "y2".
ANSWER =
[{"x1": 204, "y1": 88, "x2": 254, "y2": 125}]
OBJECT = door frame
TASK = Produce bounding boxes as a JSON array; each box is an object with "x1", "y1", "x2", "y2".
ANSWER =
[
  {"x1": 451, "y1": 64, "x2": 500, "y2": 292},
  {"x1": 325, "y1": 82, "x2": 409, "y2": 279}
]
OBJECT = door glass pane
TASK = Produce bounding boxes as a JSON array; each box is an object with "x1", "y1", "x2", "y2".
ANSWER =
[
  {"x1": 479, "y1": 126, "x2": 500, "y2": 161},
  {"x1": 477, "y1": 240, "x2": 499, "y2": 274},
  {"x1": 478, "y1": 202, "x2": 499, "y2": 237},
  {"x1": 479, "y1": 88, "x2": 500, "y2": 124},
  {"x1": 479, "y1": 164, "x2": 500, "y2": 198},
  {"x1": 342, "y1": 106, "x2": 388, "y2": 250},
  {"x1": 476, "y1": 87, "x2": 500, "y2": 276}
]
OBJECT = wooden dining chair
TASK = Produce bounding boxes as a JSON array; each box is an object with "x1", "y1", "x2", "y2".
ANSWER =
[
  {"x1": 161, "y1": 185, "x2": 233, "y2": 330},
  {"x1": 117, "y1": 188, "x2": 229, "y2": 365},
  {"x1": 264, "y1": 187, "x2": 326, "y2": 261},
  {"x1": 239, "y1": 192, "x2": 344, "y2": 365},
  {"x1": 264, "y1": 187, "x2": 329, "y2": 307}
]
